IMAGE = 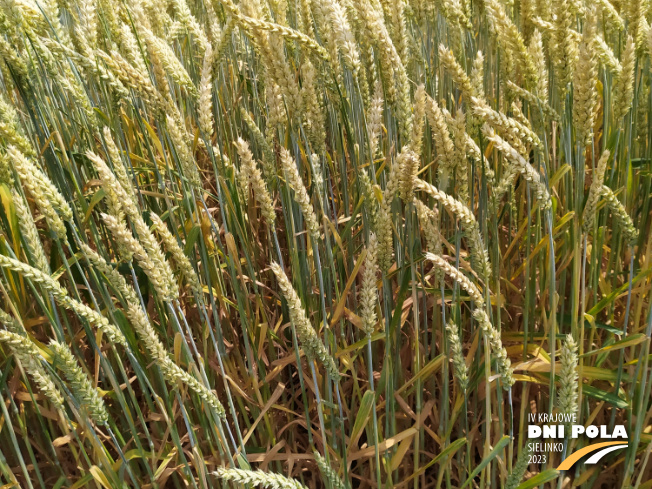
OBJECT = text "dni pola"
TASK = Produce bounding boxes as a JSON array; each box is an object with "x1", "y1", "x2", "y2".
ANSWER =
[{"x1": 528, "y1": 413, "x2": 627, "y2": 439}]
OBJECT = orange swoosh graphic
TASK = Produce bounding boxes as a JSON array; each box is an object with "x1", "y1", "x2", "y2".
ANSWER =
[{"x1": 556, "y1": 441, "x2": 627, "y2": 470}]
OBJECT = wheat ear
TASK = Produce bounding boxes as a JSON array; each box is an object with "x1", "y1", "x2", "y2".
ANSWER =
[
  {"x1": 314, "y1": 452, "x2": 346, "y2": 489},
  {"x1": 360, "y1": 234, "x2": 380, "y2": 336},
  {"x1": 12, "y1": 191, "x2": 49, "y2": 273},
  {"x1": 600, "y1": 185, "x2": 638, "y2": 245},
  {"x1": 235, "y1": 138, "x2": 276, "y2": 226},
  {"x1": 482, "y1": 125, "x2": 552, "y2": 210},
  {"x1": 150, "y1": 212, "x2": 203, "y2": 299},
  {"x1": 50, "y1": 341, "x2": 109, "y2": 425},
  {"x1": 280, "y1": 147, "x2": 321, "y2": 241},
  {"x1": 582, "y1": 150, "x2": 610, "y2": 232},
  {"x1": 213, "y1": 467, "x2": 308, "y2": 489},
  {"x1": 0, "y1": 330, "x2": 64, "y2": 409},
  {"x1": 270, "y1": 262, "x2": 340, "y2": 381},
  {"x1": 125, "y1": 304, "x2": 226, "y2": 417},
  {"x1": 0, "y1": 254, "x2": 127, "y2": 346},
  {"x1": 446, "y1": 320, "x2": 469, "y2": 392},
  {"x1": 557, "y1": 334, "x2": 578, "y2": 419},
  {"x1": 417, "y1": 181, "x2": 490, "y2": 278}
]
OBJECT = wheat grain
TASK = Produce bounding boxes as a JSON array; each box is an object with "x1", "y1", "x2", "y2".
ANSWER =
[
  {"x1": 485, "y1": 0, "x2": 537, "y2": 89},
  {"x1": 472, "y1": 98, "x2": 542, "y2": 153},
  {"x1": 327, "y1": 0, "x2": 361, "y2": 74},
  {"x1": 596, "y1": 0, "x2": 624, "y2": 31},
  {"x1": 89, "y1": 152, "x2": 178, "y2": 298},
  {"x1": 166, "y1": 114, "x2": 201, "y2": 187},
  {"x1": 470, "y1": 50, "x2": 484, "y2": 98},
  {"x1": 505, "y1": 80, "x2": 559, "y2": 121},
  {"x1": 240, "y1": 108, "x2": 276, "y2": 179},
  {"x1": 528, "y1": 30, "x2": 548, "y2": 100},
  {"x1": 408, "y1": 84, "x2": 426, "y2": 155}
]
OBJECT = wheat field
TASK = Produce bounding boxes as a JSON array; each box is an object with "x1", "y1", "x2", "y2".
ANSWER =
[{"x1": 0, "y1": 0, "x2": 651, "y2": 487}]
